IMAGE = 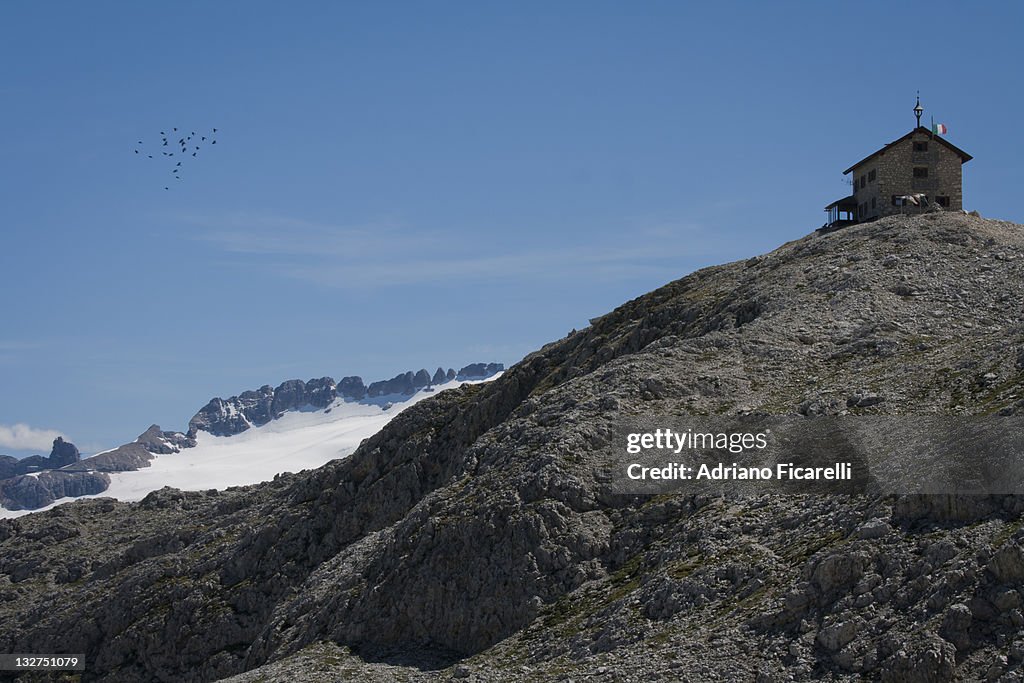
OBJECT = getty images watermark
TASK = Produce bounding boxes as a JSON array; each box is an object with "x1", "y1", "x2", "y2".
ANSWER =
[{"x1": 607, "y1": 416, "x2": 1024, "y2": 495}]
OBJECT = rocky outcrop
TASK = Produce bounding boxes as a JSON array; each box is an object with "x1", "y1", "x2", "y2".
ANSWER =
[
  {"x1": 61, "y1": 443, "x2": 153, "y2": 474},
  {"x1": 133, "y1": 425, "x2": 195, "y2": 455},
  {"x1": 3, "y1": 215, "x2": 1022, "y2": 681},
  {"x1": 304, "y1": 377, "x2": 336, "y2": 408},
  {"x1": 366, "y1": 371, "x2": 417, "y2": 397},
  {"x1": 456, "y1": 362, "x2": 504, "y2": 379},
  {"x1": 413, "y1": 368, "x2": 432, "y2": 388},
  {"x1": 60, "y1": 426, "x2": 194, "y2": 477},
  {"x1": 0, "y1": 438, "x2": 83, "y2": 482},
  {"x1": 8, "y1": 437, "x2": 80, "y2": 475},
  {"x1": 188, "y1": 385, "x2": 275, "y2": 438},
  {"x1": 0, "y1": 470, "x2": 109, "y2": 510},
  {"x1": 0, "y1": 456, "x2": 18, "y2": 480},
  {"x1": 337, "y1": 376, "x2": 367, "y2": 401}
]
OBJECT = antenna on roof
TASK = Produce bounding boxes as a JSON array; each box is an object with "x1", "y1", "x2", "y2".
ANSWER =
[{"x1": 914, "y1": 92, "x2": 923, "y2": 128}]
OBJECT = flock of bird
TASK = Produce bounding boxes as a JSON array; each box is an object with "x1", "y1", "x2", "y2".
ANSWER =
[{"x1": 134, "y1": 127, "x2": 218, "y2": 189}]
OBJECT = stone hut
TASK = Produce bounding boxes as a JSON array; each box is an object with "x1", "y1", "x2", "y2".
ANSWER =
[{"x1": 824, "y1": 99, "x2": 972, "y2": 229}]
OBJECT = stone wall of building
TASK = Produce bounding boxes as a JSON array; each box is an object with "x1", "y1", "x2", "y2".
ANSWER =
[
  {"x1": 851, "y1": 159, "x2": 882, "y2": 221},
  {"x1": 876, "y1": 131, "x2": 962, "y2": 219}
]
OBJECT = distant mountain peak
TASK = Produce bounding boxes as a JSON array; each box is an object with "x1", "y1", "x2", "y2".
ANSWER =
[{"x1": 188, "y1": 363, "x2": 503, "y2": 438}]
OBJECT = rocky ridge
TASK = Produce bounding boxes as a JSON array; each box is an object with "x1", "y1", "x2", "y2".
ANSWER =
[
  {"x1": 187, "y1": 363, "x2": 504, "y2": 438},
  {"x1": 0, "y1": 214, "x2": 1022, "y2": 681}
]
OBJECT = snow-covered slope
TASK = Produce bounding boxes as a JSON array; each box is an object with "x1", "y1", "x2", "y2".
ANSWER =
[{"x1": 0, "y1": 376, "x2": 499, "y2": 518}]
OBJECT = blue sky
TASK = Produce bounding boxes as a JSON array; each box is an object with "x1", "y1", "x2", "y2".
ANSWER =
[{"x1": 1, "y1": 1, "x2": 1021, "y2": 456}]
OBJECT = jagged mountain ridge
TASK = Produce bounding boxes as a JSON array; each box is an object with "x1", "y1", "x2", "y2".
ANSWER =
[
  {"x1": 0, "y1": 214, "x2": 1023, "y2": 681},
  {"x1": 188, "y1": 363, "x2": 503, "y2": 438}
]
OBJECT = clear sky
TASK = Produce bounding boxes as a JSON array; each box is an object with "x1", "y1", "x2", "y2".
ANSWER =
[{"x1": 2, "y1": 1, "x2": 1021, "y2": 456}]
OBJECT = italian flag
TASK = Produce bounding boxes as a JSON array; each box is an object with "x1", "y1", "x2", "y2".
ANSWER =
[{"x1": 932, "y1": 122, "x2": 948, "y2": 135}]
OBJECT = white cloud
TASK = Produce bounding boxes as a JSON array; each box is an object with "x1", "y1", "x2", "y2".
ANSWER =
[
  {"x1": 182, "y1": 210, "x2": 723, "y2": 289},
  {"x1": 182, "y1": 212, "x2": 429, "y2": 257},
  {"x1": 0, "y1": 341, "x2": 45, "y2": 366},
  {"x1": 0, "y1": 423, "x2": 65, "y2": 452}
]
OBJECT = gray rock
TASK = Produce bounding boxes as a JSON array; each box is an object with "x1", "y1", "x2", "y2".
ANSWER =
[
  {"x1": 0, "y1": 455, "x2": 18, "y2": 480},
  {"x1": 272, "y1": 379, "x2": 308, "y2": 416},
  {"x1": 413, "y1": 369, "x2": 432, "y2": 389},
  {"x1": 134, "y1": 425, "x2": 195, "y2": 454},
  {"x1": 811, "y1": 552, "x2": 868, "y2": 594},
  {"x1": 847, "y1": 391, "x2": 885, "y2": 408},
  {"x1": 988, "y1": 543, "x2": 1024, "y2": 583},
  {"x1": 855, "y1": 519, "x2": 890, "y2": 539},
  {"x1": 47, "y1": 437, "x2": 80, "y2": 468},
  {"x1": 306, "y1": 377, "x2": 336, "y2": 408},
  {"x1": 817, "y1": 619, "x2": 859, "y2": 651},
  {"x1": 456, "y1": 363, "x2": 504, "y2": 380},
  {"x1": 337, "y1": 376, "x2": 367, "y2": 400},
  {"x1": 367, "y1": 371, "x2": 416, "y2": 397},
  {"x1": 62, "y1": 442, "x2": 154, "y2": 473},
  {"x1": 879, "y1": 636, "x2": 957, "y2": 683},
  {"x1": 188, "y1": 384, "x2": 275, "y2": 437},
  {"x1": 0, "y1": 469, "x2": 109, "y2": 510},
  {"x1": 939, "y1": 603, "x2": 972, "y2": 651}
]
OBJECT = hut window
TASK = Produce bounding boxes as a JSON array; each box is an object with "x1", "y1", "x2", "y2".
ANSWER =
[{"x1": 913, "y1": 167, "x2": 929, "y2": 178}]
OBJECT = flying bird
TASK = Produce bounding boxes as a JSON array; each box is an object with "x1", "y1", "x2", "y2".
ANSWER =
[{"x1": 136, "y1": 126, "x2": 221, "y2": 189}]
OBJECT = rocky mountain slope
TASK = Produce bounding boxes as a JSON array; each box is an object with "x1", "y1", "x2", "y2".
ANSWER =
[{"x1": 1, "y1": 213, "x2": 1023, "y2": 682}]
